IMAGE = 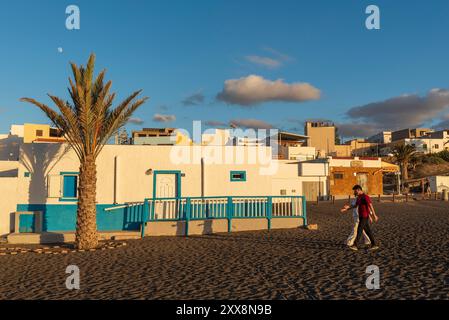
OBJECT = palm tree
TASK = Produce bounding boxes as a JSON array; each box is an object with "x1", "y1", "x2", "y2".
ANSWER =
[
  {"x1": 21, "y1": 54, "x2": 148, "y2": 249},
  {"x1": 392, "y1": 144, "x2": 417, "y2": 188}
]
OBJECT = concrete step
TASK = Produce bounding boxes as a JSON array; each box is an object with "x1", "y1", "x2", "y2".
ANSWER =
[{"x1": 7, "y1": 231, "x2": 141, "y2": 245}]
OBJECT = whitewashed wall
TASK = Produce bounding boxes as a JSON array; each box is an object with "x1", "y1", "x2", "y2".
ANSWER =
[
  {"x1": 329, "y1": 157, "x2": 381, "y2": 168},
  {"x1": 16, "y1": 144, "x2": 326, "y2": 205},
  {"x1": 0, "y1": 177, "x2": 18, "y2": 236},
  {"x1": 429, "y1": 176, "x2": 449, "y2": 193}
]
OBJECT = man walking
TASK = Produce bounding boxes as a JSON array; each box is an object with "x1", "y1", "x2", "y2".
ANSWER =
[
  {"x1": 341, "y1": 185, "x2": 379, "y2": 251},
  {"x1": 344, "y1": 197, "x2": 371, "y2": 247}
]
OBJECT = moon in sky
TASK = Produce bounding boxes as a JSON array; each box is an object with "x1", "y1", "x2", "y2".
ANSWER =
[{"x1": 57, "y1": 47, "x2": 63, "y2": 53}]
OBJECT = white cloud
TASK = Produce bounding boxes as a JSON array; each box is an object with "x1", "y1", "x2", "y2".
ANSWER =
[
  {"x1": 229, "y1": 118, "x2": 274, "y2": 129},
  {"x1": 262, "y1": 47, "x2": 293, "y2": 62},
  {"x1": 345, "y1": 88, "x2": 449, "y2": 132},
  {"x1": 182, "y1": 92, "x2": 205, "y2": 106},
  {"x1": 336, "y1": 88, "x2": 449, "y2": 137},
  {"x1": 244, "y1": 48, "x2": 293, "y2": 69},
  {"x1": 205, "y1": 120, "x2": 227, "y2": 127},
  {"x1": 245, "y1": 55, "x2": 281, "y2": 68},
  {"x1": 128, "y1": 117, "x2": 144, "y2": 125},
  {"x1": 217, "y1": 75, "x2": 321, "y2": 106},
  {"x1": 153, "y1": 113, "x2": 176, "y2": 123}
]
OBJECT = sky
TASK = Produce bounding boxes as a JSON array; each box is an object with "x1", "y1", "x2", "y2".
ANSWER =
[{"x1": 1, "y1": 0, "x2": 449, "y2": 140}]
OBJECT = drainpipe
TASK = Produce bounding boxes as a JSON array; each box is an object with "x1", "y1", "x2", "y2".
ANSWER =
[
  {"x1": 201, "y1": 157, "x2": 205, "y2": 198},
  {"x1": 114, "y1": 156, "x2": 119, "y2": 204}
]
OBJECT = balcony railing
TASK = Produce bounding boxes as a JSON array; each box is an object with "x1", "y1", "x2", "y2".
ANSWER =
[
  {"x1": 105, "y1": 196, "x2": 307, "y2": 237},
  {"x1": 143, "y1": 196, "x2": 306, "y2": 237}
]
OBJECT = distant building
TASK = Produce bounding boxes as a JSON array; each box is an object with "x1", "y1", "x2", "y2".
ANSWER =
[
  {"x1": 424, "y1": 129, "x2": 449, "y2": 140},
  {"x1": 10, "y1": 125, "x2": 24, "y2": 138},
  {"x1": 131, "y1": 128, "x2": 192, "y2": 145},
  {"x1": 367, "y1": 131, "x2": 392, "y2": 144},
  {"x1": 22, "y1": 123, "x2": 65, "y2": 144},
  {"x1": 314, "y1": 156, "x2": 398, "y2": 196},
  {"x1": 114, "y1": 128, "x2": 130, "y2": 145},
  {"x1": 344, "y1": 139, "x2": 380, "y2": 156},
  {"x1": 385, "y1": 128, "x2": 449, "y2": 154},
  {"x1": 274, "y1": 131, "x2": 314, "y2": 161},
  {"x1": 391, "y1": 128, "x2": 433, "y2": 142},
  {"x1": 202, "y1": 129, "x2": 232, "y2": 146},
  {"x1": 304, "y1": 121, "x2": 336, "y2": 157},
  {"x1": 428, "y1": 176, "x2": 449, "y2": 193},
  {"x1": 334, "y1": 144, "x2": 352, "y2": 157},
  {"x1": 232, "y1": 136, "x2": 265, "y2": 147},
  {"x1": 395, "y1": 138, "x2": 449, "y2": 154}
]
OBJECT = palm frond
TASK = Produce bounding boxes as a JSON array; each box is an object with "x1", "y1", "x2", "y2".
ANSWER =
[{"x1": 21, "y1": 53, "x2": 148, "y2": 162}]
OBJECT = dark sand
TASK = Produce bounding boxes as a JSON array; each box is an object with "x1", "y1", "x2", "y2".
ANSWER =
[{"x1": 0, "y1": 200, "x2": 448, "y2": 299}]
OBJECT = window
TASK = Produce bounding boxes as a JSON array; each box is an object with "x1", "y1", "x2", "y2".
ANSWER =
[
  {"x1": 334, "y1": 173, "x2": 344, "y2": 180},
  {"x1": 434, "y1": 144, "x2": 439, "y2": 149},
  {"x1": 230, "y1": 171, "x2": 246, "y2": 182},
  {"x1": 423, "y1": 144, "x2": 427, "y2": 149},
  {"x1": 36, "y1": 130, "x2": 43, "y2": 137},
  {"x1": 60, "y1": 172, "x2": 79, "y2": 200}
]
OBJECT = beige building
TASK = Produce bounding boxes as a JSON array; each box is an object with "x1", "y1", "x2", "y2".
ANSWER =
[
  {"x1": 333, "y1": 139, "x2": 380, "y2": 157},
  {"x1": 391, "y1": 128, "x2": 433, "y2": 142},
  {"x1": 22, "y1": 123, "x2": 65, "y2": 144},
  {"x1": 334, "y1": 144, "x2": 352, "y2": 157},
  {"x1": 367, "y1": 131, "x2": 392, "y2": 144},
  {"x1": 132, "y1": 128, "x2": 192, "y2": 145},
  {"x1": 388, "y1": 137, "x2": 449, "y2": 154},
  {"x1": 345, "y1": 139, "x2": 380, "y2": 156},
  {"x1": 274, "y1": 131, "x2": 314, "y2": 161},
  {"x1": 304, "y1": 121, "x2": 336, "y2": 157}
]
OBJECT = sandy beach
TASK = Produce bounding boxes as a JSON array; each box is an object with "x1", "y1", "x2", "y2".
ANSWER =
[{"x1": 0, "y1": 200, "x2": 448, "y2": 300}]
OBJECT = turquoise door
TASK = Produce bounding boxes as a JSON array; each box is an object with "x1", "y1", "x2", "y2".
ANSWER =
[{"x1": 19, "y1": 214, "x2": 35, "y2": 233}]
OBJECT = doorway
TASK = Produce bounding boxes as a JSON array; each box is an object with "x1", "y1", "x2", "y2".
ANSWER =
[
  {"x1": 152, "y1": 171, "x2": 182, "y2": 220},
  {"x1": 356, "y1": 173, "x2": 369, "y2": 193}
]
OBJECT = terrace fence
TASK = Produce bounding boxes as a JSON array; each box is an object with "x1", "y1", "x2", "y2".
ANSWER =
[{"x1": 106, "y1": 196, "x2": 307, "y2": 237}]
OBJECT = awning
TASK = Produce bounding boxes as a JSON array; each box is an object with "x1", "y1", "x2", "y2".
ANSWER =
[{"x1": 381, "y1": 161, "x2": 400, "y2": 172}]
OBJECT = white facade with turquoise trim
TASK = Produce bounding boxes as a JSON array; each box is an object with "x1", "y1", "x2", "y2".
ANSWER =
[{"x1": 0, "y1": 143, "x2": 328, "y2": 236}]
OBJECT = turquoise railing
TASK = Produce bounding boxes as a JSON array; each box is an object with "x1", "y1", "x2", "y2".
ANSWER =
[{"x1": 137, "y1": 196, "x2": 307, "y2": 237}]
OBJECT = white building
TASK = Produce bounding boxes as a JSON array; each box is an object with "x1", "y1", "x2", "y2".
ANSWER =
[
  {"x1": 404, "y1": 138, "x2": 449, "y2": 154},
  {"x1": 0, "y1": 143, "x2": 328, "y2": 239},
  {"x1": 10, "y1": 124, "x2": 24, "y2": 137},
  {"x1": 428, "y1": 176, "x2": 449, "y2": 193},
  {"x1": 367, "y1": 131, "x2": 392, "y2": 144},
  {"x1": 201, "y1": 129, "x2": 233, "y2": 146},
  {"x1": 0, "y1": 125, "x2": 24, "y2": 161}
]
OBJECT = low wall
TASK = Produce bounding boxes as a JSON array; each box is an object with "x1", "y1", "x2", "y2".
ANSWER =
[
  {"x1": 16, "y1": 204, "x2": 143, "y2": 232},
  {"x1": 145, "y1": 217, "x2": 303, "y2": 236}
]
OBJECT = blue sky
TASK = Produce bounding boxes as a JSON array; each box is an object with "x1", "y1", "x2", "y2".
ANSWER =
[{"x1": 1, "y1": 0, "x2": 449, "y2": 139}]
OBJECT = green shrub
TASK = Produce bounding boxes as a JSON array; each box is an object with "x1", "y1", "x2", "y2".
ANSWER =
[
  {"x1": 422, "y1": 154, "x2": 446, "y2": 164},
  {"x1": 436, "y1": 150, "x2": 449, "y2": 162}
]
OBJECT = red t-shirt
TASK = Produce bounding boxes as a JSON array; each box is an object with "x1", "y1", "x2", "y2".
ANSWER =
[{"x1": 356, "y1": 194, "x2": 372, "y2": 218}]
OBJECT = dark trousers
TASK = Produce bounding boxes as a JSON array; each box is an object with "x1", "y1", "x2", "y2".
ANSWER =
[{"x1": 355, "y1": 217, "x2": 376, "y2": 247}]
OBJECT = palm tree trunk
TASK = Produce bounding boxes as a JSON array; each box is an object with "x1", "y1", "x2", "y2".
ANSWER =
[
  {"x1": 75, "y1": 154, "x2": 98, "y2": 249},
  {"x1": 402, "y1": 161, "x2": 409, "y2": 181}
]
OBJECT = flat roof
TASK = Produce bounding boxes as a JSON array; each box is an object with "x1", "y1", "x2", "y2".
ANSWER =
[{"x1": 278, "y1": 131, "x2": 309, "y2": 141}]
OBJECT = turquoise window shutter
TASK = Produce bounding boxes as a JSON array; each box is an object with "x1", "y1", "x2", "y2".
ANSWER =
[{"x1": 63, "y1": 175, "x2": 78, "y2": 198}]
